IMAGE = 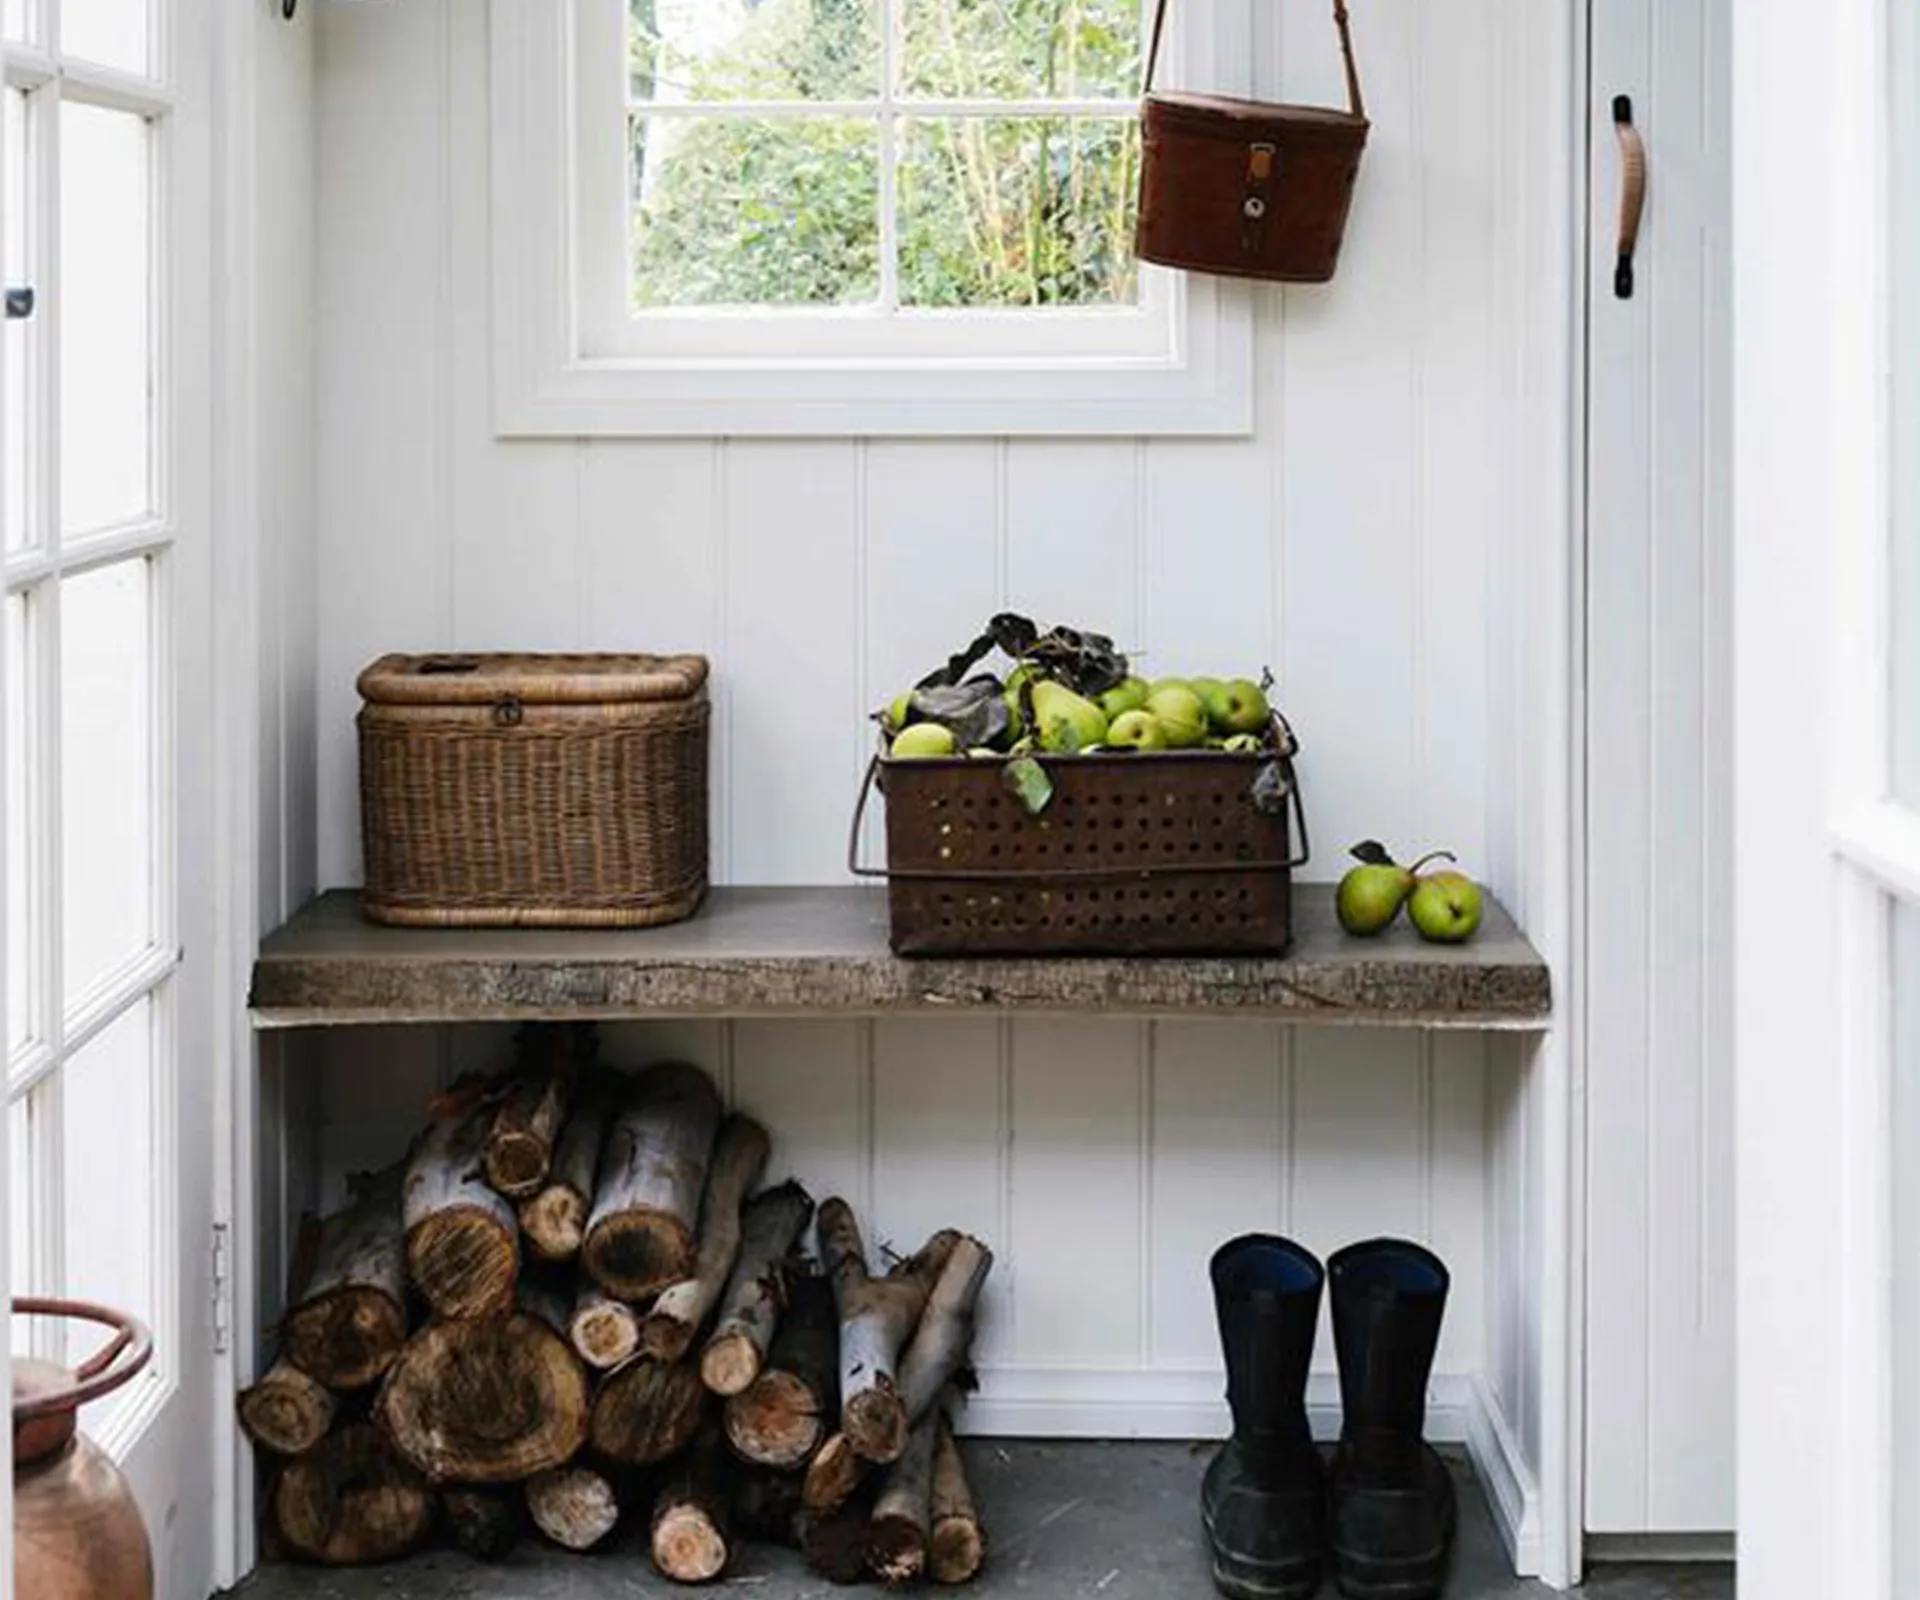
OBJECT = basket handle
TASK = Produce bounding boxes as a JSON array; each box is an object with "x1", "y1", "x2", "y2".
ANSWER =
[{"x1": 1144, "y1": 0, "x2": 1363, "y2": 119}]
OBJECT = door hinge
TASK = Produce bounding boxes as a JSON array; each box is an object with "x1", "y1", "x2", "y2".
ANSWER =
[{"x1": 211, "y1": 1221, "x2": 232, "y2": 1356}]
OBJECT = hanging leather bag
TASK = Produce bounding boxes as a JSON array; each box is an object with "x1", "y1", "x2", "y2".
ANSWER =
[{"x1": 1135, "y1": 0, "x2": 1368, "y2": 284}]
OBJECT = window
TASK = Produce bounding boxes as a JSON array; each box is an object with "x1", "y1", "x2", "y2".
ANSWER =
[{"x1": 491, "y1": 0, "x2": 1253, "y2": 435}]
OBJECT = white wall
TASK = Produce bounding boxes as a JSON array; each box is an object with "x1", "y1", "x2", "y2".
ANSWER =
[{"x1": 306, "y1": 0, "x2": 1551, "y2": 1510}]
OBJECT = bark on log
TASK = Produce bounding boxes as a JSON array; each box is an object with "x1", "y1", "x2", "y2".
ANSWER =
[
  {"x1": 376, "y1": 1306, "x2": 589, "y2": 1483},
  {"x1": 928, "y1": 1418, "x2": 985, "y2": 1585},
  {"x1": 731, "y1": 1465, "x2": 805, "y2": 1549},
  {"x1": 818, "y1": 1201, "x2": 960, "y2": 1465},
  {"x1": 868, "y1": 1406, "x2": 939, "y2": 1586},
  {"x1": 238, "y1": 1356, "x2": 337, "y2": 1457},
  {"x1": 725, "y1": 1272, "x2": 837, "y2": 1469},
  {"x1": 801, "y1": 1433, "x2": 865, "y2": 1517},
  {"x1": 897, "y1": 1235, "x2": 994, "y2": 1421},
  {"x1": 527, "y1": 1464, "x2": 622, "y2": 1552},
  {"x1": 481, "y1": 1041, "x2": 576, "y2": 1199},
  {"x1": 640, "y1": 1115, "x2": 771, "y2": 1363},
  {"x1": 404, "y1": 1109, "x2": 520, "y2": 1320},
  {"x1": 280, "y1": 1167, "x2": 407, "y2": 1389},
  {"x1": 801, "y1": 1485, "x2": 879, "y2": 1586},
  {"x1": 583, "y1": 1062, "x2": 724, "y2": 1300},
  {"x1": 519, "y1": 1068, "x2": 621, "y2": 1265},
  {"x1": 700, "y1": 1181, "x2": 815, "y2": 1397},
  {"x1": 443, "y1": 1487, "x2": 521, "y2": 1562},
  {"x1": 650, "y1": 1424, "x2": 733, "y2": 1583},
  {"x1": 569, "y1": 1282, "x2": 642, "y2": 1371},
  {"x1": 271, "y1": 1423, "x2": 433, "y2": 1566},
  {"x1": 589, "y1": 1357, "x2": 707, "y2": 1467}
]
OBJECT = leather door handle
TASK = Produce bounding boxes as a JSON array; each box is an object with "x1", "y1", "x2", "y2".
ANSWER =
[{"x1": 1613, "y1": 95, "x2": 1647, "y2": 299}]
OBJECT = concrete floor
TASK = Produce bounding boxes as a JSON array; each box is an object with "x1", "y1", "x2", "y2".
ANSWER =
[{"x1": 227, "y1": 1442, "x2": 1733, "y2": 1600}]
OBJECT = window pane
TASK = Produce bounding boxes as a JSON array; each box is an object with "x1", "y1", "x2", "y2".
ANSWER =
[
  {"x1": 4, "y1": 88, "x2": 31, "y2": 553},
  {"x1": 902, "y1": 0, "x2": 1141, "y2": 99},
  {"x1": 1894, "y1": 899, "x2": 1920, "y2": 1578},
  {"x1": 5, "y1": 594, "x2": 28, "y2": 1052},
  {"x1": 631, "y1": 116, "x2": 880, "y2": 307},
  {"x1": 898, "y1": 117, "x2": 1140, "y2": 307},
  {"x1": 59, "y1": 559, "x2": 151, "y2": 1007},
  {"x1": 2, "y1": 0, "x2": 28, "y2": 45},
  {"x1": 629, "y1": 0, "x2": 877, "y2": 104},
  {"x1": 60, "y1": 0, "x2": 149, "y2": 79},
  {"x1": 62, "y1": 995, "x2": 158, "y2": 1437},
  {"x1": 59, "y1": 103, "x2": 150, "y2": 538},
  {"x1": 1896, "y1": 0, "x2": 1920, "y2": 804}
]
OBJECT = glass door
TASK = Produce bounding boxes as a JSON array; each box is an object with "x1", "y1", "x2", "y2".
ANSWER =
[{"x1": 1, "y1": 0, "x2": 214, "y2": 1589}]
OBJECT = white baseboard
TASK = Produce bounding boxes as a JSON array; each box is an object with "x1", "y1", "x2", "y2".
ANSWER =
[{"x1": 959, "y1": 1365, "x2": 1541, "y2": 1578}]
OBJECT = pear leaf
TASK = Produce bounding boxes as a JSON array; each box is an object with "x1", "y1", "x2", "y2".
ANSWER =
[
  {"x1": 1250, "y1": 761, "x2": 1292, "y2": 817},
  {"x1": 1349, "y1": 839, "x2": 1396, "y2": 867},
  {"x1": 910, "y1": 681, "x2": 1011, "y2": 750},
  {"x1": 1002, "y1": 755, "x2": 1054, "y2": 816}
]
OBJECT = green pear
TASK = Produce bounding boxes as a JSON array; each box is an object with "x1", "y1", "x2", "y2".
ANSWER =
[
  {"x1": 1408, "y1": 870, "x2": 1483, "y2": 943},
  {"x1": 1098, "y1": 676, "x2": 1151, "y2": 721},
  {"x1": 1336, "y1": 842, "x2": 1456, "y2": 936},
  {"x1": 1214, "y1": 679, "x2": 1271, "y2": 735},
  {"x1": 890, "y1": 723, "x2": 956, "y2": 759},
  {"x1": 1147, "y1": 676, "x2": 1191, "y2": 700},
  {"x1": 1031, "y1": 680, "x2": 1109, "y2": 753},
  {"x1": 1221, "y1": 732, "x2": 1263, "y2": 754},
  {"x1": 883, "y1": 690, "x2": 916, "y2": 732},
  {"x1": 1003, "y1": 665, "x2": 1035, "y2": 739},
  {"x1": 1144, "y1": 685, "x2": 1207, "y2": 748},
  {"x1": 1188, "y1": 677, "x2": 1229, "y2": 726},
  {"x1": 1105, "y1": 710, "x2": 1168, "y2": 751}
]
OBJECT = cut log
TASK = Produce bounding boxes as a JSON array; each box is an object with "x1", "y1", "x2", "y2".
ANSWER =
[
  {"x1": 700, "y1": 1180, "x2": 815, "y2": 1396},
  {"x1": 481, "y1": 1031, "x2": 581, "y2": 1198},
  {"x1": 898, "y1": 1235, "x2": 995, "y2": 1421},
  {"x1": 376, "y1": 1307, "x2": 589, "y2": 1483},
  {"x1": 731, "y1": 1464, "x2": 805, "y2": 1549},
  {"x1": 237, "y1": 1356, "x2": 337, "y2": 1457},
  {"x1": 404, "y1": 1109, "x2": 520, "y2": 1320},
  {"x1": 570, "y1": 1282, "x2": 642, "y2": 1371},
  {"x1": 640, "y1": 1115, "x2": 771, "y2": 1363},
  {"x1": 582, "y1": 1062, "x2": 724, "y2": 1300},
  {"x1": 818, "y1": 1200, "x2": 960, "y2": 1464},
  {"x1": 928, "y1": 1418, "x2": 985, "y2": 1585},
  {"x1": 801, "y1": 1485, "x2": 879, "y2": 1586},
  {"x1": 520, "y1": 1068, "x2": 621, "y2": 1264},
  {"x1": 271, "y1": 1423, "x2": 433, "y2": 1566},
  {"x1": 725, "y1": 1272, "x2": 837, "y2": 1468},
  {"x1": 527, "y1": 1464, "x2": 622, "y2": 1552},
  {"x1": 650, "y1": 1424, "x2": 733, "y2": 1583},
  {"x1": 802, "y1": 1433, "x2": 865, "y2": 1516},
  {"x1": 443, "y1": 1487, "x2": 521, "y2": 1562},
  {"x1": 589, "y1": 1357, "x2": 707, "y2": 1467},
  {"x1": 868, "y1": 1406, "x2": 939, "y2": 1586},
  {"x1": 280, "y1": 1166, "x2": 407, "y2": 1389}
]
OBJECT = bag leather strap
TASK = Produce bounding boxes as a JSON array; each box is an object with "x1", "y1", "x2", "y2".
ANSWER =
[{"x1": 1143, "y1": 0, "x2": 1364, "y2": 121}]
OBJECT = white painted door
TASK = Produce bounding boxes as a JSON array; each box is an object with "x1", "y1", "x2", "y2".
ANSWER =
[
  {"x1": 1583, "y1": 0, "x2": 1734, "y2": 1537},
  {"x1": 1733, "y1": 0, "x2": 1920, "y2": 1594},
  {"x1": 0, "y1": 0, "x2": 216, "y2": 1593}
]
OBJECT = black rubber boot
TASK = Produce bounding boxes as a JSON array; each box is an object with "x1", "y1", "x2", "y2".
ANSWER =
[
  {"x1": 1201, "y1": 1235, "x2": 1326, "y2": 1600},
  {"x1": 1327, "y1": 1239, "x2": 1457, "y2": 1600}
]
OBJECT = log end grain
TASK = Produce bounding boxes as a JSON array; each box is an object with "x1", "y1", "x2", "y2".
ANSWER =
[
  {"x1": 527, "y1": 1466, "x2": 622, "y2": 1552},
  {"x1": 583, "y1": 1211, "x2": 695, "y2": 1303},
  {"x1": 443, "y1": 1487, "x2": 522, "y2": 1562},
  {"x1": 651, "y1": 1502, "x2": 729, "y2": 1583},
  {"x1": 699, "y1": 1330, "x2": 763, "y2": 1398},
  {"x1": 844, "y1": 1386, "x2": 909, "y2": 1466},
  {"x1": 802, "y1": 1495, "x2": 877, "y2": 1587},
  {"x1": 281, "y1": 1290, "x2": 406, "y2": 1391},
  {"x1": 725, "y1": 1369, "x2": 824, "y2": 1470},
  {"x1": 483, "y1": 1133, "x2": 551, "y2": 1200},
  {"x1": 406, "y1": 1210, "x2": 519, "y2": 1322},
  {"x1": 802, "y1": 1433, "x2": 866, "y2": 1515},
  {"x1": 930, "y1": 1516, "x2": 985, "y2": 1585},
  {"x1": 637, "y1": 1311, "x2": 697, "y2": 1366},
  {"x1": 868, "y1": 1517, "x2": 927, "y2": 1587},
  {"x1": 570, "y1": 1295, "x2": 642, "y2": 1371},
  {"x1": 272, "y1": 1424, "x2": 433, "y2": 1566},
  {"x1": 519, "y1": 1188, "x2": 588, "y2": 1264},
  {"x1": 588, "y1": 1358, "x2": 707, "y2": 1467},
  {"x1": 237, "y1": 1361, "x2": 336, "y2": 1457}
]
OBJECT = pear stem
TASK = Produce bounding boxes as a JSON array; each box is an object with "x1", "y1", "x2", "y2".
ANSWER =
[{"x1": 1407, "y1": 850, "x2": 1457, "y2": 877}]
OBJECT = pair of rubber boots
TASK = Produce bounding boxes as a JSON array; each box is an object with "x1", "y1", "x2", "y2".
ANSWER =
[{"x1": 1201, "y1": 1235, "x2": 1455, "y2": 1600}]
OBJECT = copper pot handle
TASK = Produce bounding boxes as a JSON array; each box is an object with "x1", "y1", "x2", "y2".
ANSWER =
[{"x1": 12, "y1": 1299, "x2": 154, "y2": 1421}]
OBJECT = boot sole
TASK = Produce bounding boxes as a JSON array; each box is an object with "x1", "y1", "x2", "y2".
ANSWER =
[
  {"x1": 1329, "y1": 1543, "x2": 1450, "y2": 1600},
  {"x1": 1209, "y1": 1554, "x2": 1323, "y2": 1600}
]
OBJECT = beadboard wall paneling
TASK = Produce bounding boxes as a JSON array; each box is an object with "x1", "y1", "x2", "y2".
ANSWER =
[{"x1": 308, "y1": 0, "x2": 1527, "y2": 1459}]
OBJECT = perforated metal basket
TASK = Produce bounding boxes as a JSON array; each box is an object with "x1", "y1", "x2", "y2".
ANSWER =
[{"x1": 850, "y1": 723, "x2": 1308, "y2": 957}]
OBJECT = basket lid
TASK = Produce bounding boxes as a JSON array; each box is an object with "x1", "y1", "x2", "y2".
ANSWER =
[{"x1": 357, "y1": 652, "x2": 709, "y2": 706}]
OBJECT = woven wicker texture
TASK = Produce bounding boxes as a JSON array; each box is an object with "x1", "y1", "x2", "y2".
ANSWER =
[{"x1": 358, "y1": 654, "x2": 709, "y2": 929}]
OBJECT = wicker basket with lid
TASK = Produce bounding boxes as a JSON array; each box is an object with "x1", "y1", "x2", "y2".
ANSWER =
[{"x1": 357, "y1": 653, "x2": 709, "y2": 928}]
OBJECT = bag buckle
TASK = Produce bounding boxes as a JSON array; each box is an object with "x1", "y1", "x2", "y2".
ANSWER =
[{"x1": 1242, "y1": 142, "x2": 1277, "y2": 251}]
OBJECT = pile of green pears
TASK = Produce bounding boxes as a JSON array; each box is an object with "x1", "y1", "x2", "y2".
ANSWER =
[
  {"x1": 1336, "y1": 841, "x2": 1484, "y2": 944},
  {"x1": 886, "y1": 669, "x2": 1277, "y2": 759}
]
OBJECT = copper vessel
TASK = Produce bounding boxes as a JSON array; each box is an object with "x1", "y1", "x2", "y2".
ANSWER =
[{"x1": 13, "y1": 1298, "x2": 154, "y2": 1600}]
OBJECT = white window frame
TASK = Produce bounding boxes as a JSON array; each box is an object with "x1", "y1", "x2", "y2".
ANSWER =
[{"x1": 489, "y1": 0, "x2": 1254, "y2": 437}]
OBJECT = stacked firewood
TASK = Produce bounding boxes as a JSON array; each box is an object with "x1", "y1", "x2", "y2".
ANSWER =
[{"x1": 237, "y1": 1026, "x2": 993, "y2": 1585}]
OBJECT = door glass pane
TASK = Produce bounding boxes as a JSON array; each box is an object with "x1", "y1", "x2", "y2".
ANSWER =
[
  {"x1": 58, "y1": 559, "x2": 151, "y2": 1007},
  {"x1": 60, "y1": 0, "x2": 149, "y2": 80},
  {"x1": 5, "y1": 593, "x2": 29, "y2": 1053},
  {"x1": 5, "y1": 88, "x2": 31, "y2": 554},
  {"x1": 3, "y1": 0, "x2": 29, "y2": 45},
  {"x1": 58, "y1": 103, "x2": 150, "y2": 538},
  {"x1": 61, "y1": 996, "x2": 157, "y2": 1437},
  {"x1": 1894, "y1": 899, "x2": 1920, "y2": 1576},
  {"x1": 1895, "y1": 0, "x2": 1920, "y2": 804}
]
